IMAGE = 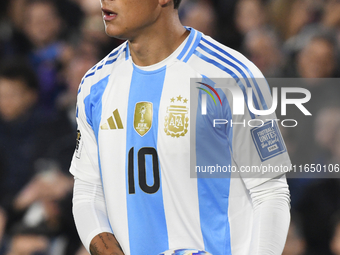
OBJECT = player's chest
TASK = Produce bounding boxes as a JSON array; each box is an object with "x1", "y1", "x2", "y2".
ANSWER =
[{"x1": 97, "y1": 70, "x2": 193, "y2": 148}]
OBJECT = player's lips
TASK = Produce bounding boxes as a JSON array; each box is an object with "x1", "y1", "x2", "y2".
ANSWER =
[{"x1": 102, "y1": 8, "x2": 117, "y2": 21}]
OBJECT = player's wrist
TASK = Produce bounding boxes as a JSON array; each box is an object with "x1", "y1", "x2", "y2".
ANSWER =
[{"x1": 90, "y1": 232, "x2": 125, "y2": 255}]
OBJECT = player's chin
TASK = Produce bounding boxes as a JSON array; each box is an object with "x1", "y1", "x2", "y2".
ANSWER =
[{"x1": 104, "y1": 25, "x2": 128, "y2": 40}]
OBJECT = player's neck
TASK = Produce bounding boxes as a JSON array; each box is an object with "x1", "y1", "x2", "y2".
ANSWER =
[{"x1": 128, "y1": 14, "x2": 189, "y2": 67}]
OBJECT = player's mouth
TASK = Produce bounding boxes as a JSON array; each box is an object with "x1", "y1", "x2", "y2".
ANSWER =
[{"x1": 102, "y1": 8, "x2": 117, "y2": 21}]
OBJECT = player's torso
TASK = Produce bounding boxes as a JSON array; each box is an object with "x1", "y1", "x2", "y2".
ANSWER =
[
  {"x1": 82, "y1": 33, "x2": 258, "y2": 255},
  {"x1": 96, "y1": 60, "x2": 211, "y2": 255}
]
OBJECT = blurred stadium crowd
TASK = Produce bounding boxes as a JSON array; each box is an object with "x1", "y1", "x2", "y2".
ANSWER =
[{"x1": 0, "y1": 0, "x2": 339, "y2": 254}]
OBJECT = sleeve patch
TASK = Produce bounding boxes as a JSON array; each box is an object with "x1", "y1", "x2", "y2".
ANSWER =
[
  {"x1": 75, "y1": 130, "x2": 83, "y2": 159},
  {"x1": 251, "y1": 121, "x2": 287, "y2": 162}
]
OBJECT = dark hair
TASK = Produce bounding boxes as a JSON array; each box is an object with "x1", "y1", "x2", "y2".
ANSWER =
[
  {"x1": 0, "y1": 60, "x2": 39, "y2": 91},
  {"x1": 174, "y1": 0, "x2": 182, "y2": 9}
]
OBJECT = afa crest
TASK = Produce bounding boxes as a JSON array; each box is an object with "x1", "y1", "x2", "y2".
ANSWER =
[{"x1": 164, "y1": 95, "x2": 189, "y2": 138}]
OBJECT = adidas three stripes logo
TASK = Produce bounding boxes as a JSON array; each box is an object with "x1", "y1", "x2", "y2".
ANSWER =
[{"x1": 100, "y1": 109, "x2": 124, "y2": 130}]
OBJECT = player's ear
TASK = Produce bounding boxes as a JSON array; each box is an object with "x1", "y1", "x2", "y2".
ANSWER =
[{"x1": 159, "y1": 0, "x2": 172, "y2": 7}]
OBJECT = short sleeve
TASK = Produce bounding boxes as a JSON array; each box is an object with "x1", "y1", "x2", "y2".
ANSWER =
[
  {"x1": 227, "y1": 74, "x2": 291, "y2": 190},
  {"x1": 69, "y1": 86, "x2": 102, "y2": 185}
]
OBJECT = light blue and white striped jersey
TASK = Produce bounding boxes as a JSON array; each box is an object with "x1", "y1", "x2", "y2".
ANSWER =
[{"x1": 70, "y1": 28, "x2": 291, "y2": 255}]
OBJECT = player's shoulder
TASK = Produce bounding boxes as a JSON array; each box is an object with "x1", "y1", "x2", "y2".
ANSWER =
[
  {"x1": 77, "y1": 41, "x2": 129, "y2": 95},
  {"x1": 192, "y1": 33, "x2": 264, "y2": 78}
]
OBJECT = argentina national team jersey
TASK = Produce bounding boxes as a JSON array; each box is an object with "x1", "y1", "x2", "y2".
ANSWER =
[{"x1": 70, "y1": 28, "x2": 291, "y2": 255}]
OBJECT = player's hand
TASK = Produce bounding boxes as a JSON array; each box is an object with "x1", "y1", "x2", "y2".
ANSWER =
[{"x1": 90, "y1": 232, "x2": 125, "y2": 255}]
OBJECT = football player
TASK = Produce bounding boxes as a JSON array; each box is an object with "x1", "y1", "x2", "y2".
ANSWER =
[{"x1": 70, "y1": 0, "x2": 291, "y2": 254}]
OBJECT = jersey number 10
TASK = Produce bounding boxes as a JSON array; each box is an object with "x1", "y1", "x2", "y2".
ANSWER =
[{"x1": 128, "y1": 147, "x2": 160, "y2": 194}]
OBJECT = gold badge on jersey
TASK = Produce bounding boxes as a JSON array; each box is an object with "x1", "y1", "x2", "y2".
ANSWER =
[
  {"x1": 164, "y1": 95, "x2": 189, "y2": 138},
  {"x1": 134, "y1": 102, "x2": 153, "y2": 136}
]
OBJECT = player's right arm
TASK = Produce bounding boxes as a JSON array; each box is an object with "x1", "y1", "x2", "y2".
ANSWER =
[
  {"x1": 70, "y1": 81, "x2": 125, "y2": 255},
  {"x1": 90, "y1": 232, "x2": 124, "y2": 255},
  {"x1": 73, "y1": 178, "x2": 125, "y2": 255}
]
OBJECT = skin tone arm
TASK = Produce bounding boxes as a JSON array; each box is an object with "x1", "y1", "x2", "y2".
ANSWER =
[{"x1": 90, "y1": 233, "x2": 125, "y2": 255}]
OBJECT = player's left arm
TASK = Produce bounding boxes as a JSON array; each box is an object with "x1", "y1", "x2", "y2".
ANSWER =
[
  {"x1": 248, "y1": 174, "x2": 290, "y2": 255},
  {"x1": 226, "y1": 62, "x2": 291, "y2": 254}
]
